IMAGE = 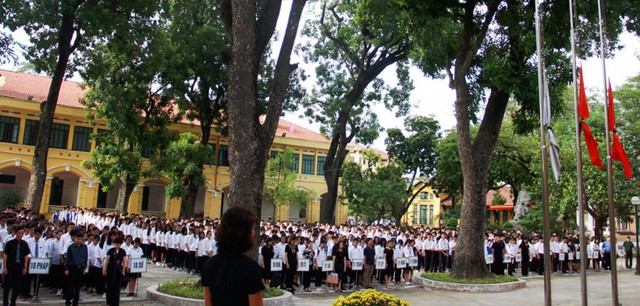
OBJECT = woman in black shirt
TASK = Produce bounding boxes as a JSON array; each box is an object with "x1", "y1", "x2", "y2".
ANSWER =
[
  {"x1": 201, "y1": 208, "x2": 264, "y2": 306},
  {"x1": 284, "y1": 237, "x2": 298, "y2": 292},
  {"x1": 260, "y1": 238, "x2": 274, "y2": 285},
  {"x1": 332, "y1": 241, "x2": 347, "y2": 292},
  {"x1": 103, "y1": 237, "x2": 126, "y2": 306},
  {"x1": 384, "y1": 240, "x2": 395, "y2": 289}
]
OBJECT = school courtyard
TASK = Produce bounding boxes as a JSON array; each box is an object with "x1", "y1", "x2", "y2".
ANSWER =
[{"x1": 13, "y1": 257, "x2": 637, "y2": 305}]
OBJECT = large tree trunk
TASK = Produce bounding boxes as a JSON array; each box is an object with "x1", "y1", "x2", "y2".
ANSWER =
[
  {"x1": 180, "y1": 184, "x2": 199, "y2": 219},
  {"x1": 115, "y1": 176, "x2": 136, "y2": 215},
  {"x1": 225, "y1": 0, "x2": 306, "y2": 261},
  {"x1": 450, "y1": 86, "x2": 510, "y2": 279},
  {"x1": 594, "y1": 215, "x2": 606, "y2": 240},
  {"x1": 24, "y1": 11, "x2": 77, "y2": 214}
]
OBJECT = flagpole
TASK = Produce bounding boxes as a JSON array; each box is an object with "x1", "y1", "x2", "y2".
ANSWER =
[
  {"x1": 596, "y1": 0, "x2": 619, "y2": 305},
  {"x1": 569, "y1": 1, "x2": 588, "y2": 305},
  {"x1": 534, "y1": 1, "x2": 552, "y2": 305}
]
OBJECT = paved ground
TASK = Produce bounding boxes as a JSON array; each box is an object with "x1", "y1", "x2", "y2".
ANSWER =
[{"x1": 12, "y1": 258, "x2": 639, "y2": 305}]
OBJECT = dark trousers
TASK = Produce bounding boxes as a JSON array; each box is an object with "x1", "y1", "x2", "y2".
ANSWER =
[
  {"x1": 603, "y1": 252, "x2": 611, "y2": 270},
  {"x1": 197, "y1": 256, "x2": 209, "y2": 275},
  {"x1": 314, "y1": 270, "x2": 324, "y2": 287},
  {"x1": 3, "y1": 264, "x2": 24, "y2": 306},
  {"x1": 284, "y1": 267, "x2": 295, "y2": 289},
  {"x1": 521, "y1": 256, "x2": 529, "y2": 276},
  {"x1": 537, "y1": 255, "x2": 544, "y2": 275},
  {"x1": 625, "y1": 253, "x2": 633, "y2": 268},
  {"x1": 302, "y1": 269, "x2": 312, "y2": 288},
  {"x1": 89, "y1": 267, "x2": 105, "y2": 294},
  {"x1": 188, "y1": 251, "x2": 196, "y2": 271},
  {"x1": 65, "y1": 267, "x2": 83, "y2": 305},
  {"x1": 49, "y1": 265, "x2": 64, "y2": 290},
  {"x1": 552, "y1": 254, "x2": 559, "y2": 272}
]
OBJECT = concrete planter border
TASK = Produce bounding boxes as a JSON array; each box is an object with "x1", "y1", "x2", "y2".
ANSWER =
[
  {"x1": 147, "y1": 285, "x2": 293, "y2": 306},
  {"x1": 419, "y1": 276, "x2": 526, "y2": 293}
]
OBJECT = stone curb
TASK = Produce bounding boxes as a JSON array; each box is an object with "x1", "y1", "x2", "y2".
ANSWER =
[
  {"x1": 418, "y1": 276, "x2": 526, "y2": 293},
  {"x1": 147, "y1": 285, "x2": 293, "y2": 306}
]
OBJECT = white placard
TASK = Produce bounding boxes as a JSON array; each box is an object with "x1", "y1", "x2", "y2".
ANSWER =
[
  {"x1": 396, "y1": 257, "x2": 407, "y2": 269},
  {"x1": 587, "y1": 251, "x2": 593, "y2": 259},
  {"x1": 271, "y1": 258, "x2": 283, "y2": 272},
  {"x1": 593, "y1": 252, "x2": 599, "y2": 259},
  {"x1": 503, "y1": 254, "x2": 512, "y2": 263},
  {"x1": 558, "y1": 253, "x2": 565, "y2": 261},
  {"x1": 617, "y1": 250, "x2": 626, "y2": 257},
  {"x1": 568, "y1": 253, "x2": 574, "y2": 261},
  {"x1": 0, "y1": 258, "x2": 3, "y2": 272},
  {"x1": 576, "y1": 251, "x2": 581, "y2": 259},
  {"x1": 515, "y1": 254, "x2": 522, "y2": 262},
  {"x1": 408, "y1": 256, "x2": 419, "y2": 268},
  {"x1": 322, "y1": 260, "x2": 334, "y2": 272},
  {"x1": 375, "y1": 258, "x2": 386, "y2": 270},
  {"x1": 29, "y1": 258, "x2": 51, "y2": 275},
  {"x1": 485, "y1": 254, "x2": 494, "y2": 264},
  {"x1": 129, "y1": 257, "x2": 147, "y2": 273},
  {"x1": 297, "y1": 259, "x2": 310, "y2": 272},
  {"x1": 351, "y1": 259, "x2": 363, "y2": 271}
]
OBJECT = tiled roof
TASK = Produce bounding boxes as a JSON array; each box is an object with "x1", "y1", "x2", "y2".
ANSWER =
[
  {"x1": 486, "y1": 186, "x2": 514, "y2": 207},
  {"x1": 0, "y1": 69, "x2": 328, "y2": 143}
]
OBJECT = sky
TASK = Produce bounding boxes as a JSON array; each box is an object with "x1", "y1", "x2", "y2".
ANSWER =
[{"x1": 2, "y1": 4, "x2": 640, "y2": 152}]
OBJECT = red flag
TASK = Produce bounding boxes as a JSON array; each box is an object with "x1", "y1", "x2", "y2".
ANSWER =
[
  {"x1": 581, "y1": 121, "x2": 603, "y2": 169},
  {"x1": 607, "y1": 81, "x2": 615, "y2": 131},
  {"x1": 612, "y1": 133, "x2": 633, "y2": 178},
  {"x1": 578, "y1": 67, "x2": 590, "y2": 119}
]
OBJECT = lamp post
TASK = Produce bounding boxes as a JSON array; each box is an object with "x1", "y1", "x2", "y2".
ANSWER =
[{"x1": 632, "y1": 196, "x2": 640, "y2": 275}]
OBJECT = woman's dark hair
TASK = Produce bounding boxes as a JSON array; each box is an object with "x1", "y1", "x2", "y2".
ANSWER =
[{"x1": 215, "y1": 207, "x2": 256, "y2": 254}]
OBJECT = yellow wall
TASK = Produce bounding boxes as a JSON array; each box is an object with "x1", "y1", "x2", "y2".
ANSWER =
[
  {"x1": 0, "y1": 96, "x2": 348, "y2": 224},
  {"x1": 402, "y1": 184, "x2": 441, "y2": 227}
]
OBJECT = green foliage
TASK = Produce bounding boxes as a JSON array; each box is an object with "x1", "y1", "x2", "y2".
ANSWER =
[
  {"x1": 0, "y1": 190, "x2": 22, "y2": 208},
  {"x1": 446, "y1": 217, "x2": 458, "y2": 229},
  {"x1": 341, "y1": 159, "x2": 408, "y2": 223},
  {"x1": 491, "y1": 193, "x2": 507, "y2": 205},
  {"x1": 386, "y1": 115, "x2": 441, "y2": 181},
  {"x1": 155, "y1": 133, "x2": 212, "y2": 199},
  {"x1": 156, "y1": 279, "x2": 202, "y2": 300},
  {"x1": 264, "y1": 148, "x2": 313, "y2": 209},
  {"x1": 300, "y1": 0, "x2": 413, "y2": 144},
  {"x1": 421, "y1": 273, "x2": 518, "y2": 284},
  {"x1": 157, "y1": 279, "x2": 283, "y2": 299}
]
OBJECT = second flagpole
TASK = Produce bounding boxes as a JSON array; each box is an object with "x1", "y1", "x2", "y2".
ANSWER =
[
  {"x1": 596, "y1": 0, "x2": 619, "y2": 305},
  {"x1": 569, "y1": 1, "x2": 588, "y2": 305}
]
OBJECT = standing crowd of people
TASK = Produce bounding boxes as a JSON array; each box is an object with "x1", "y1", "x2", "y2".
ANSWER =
[{"x1": 1, "y1": 205, "x2": 634, "y2": 305}]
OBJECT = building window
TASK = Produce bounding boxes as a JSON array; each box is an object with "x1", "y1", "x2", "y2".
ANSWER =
[
  {"x1": 428, "y1": 205, "x2": 434, "y2": 225},
  {"x1": 72, "y1": 126, "x2": 93, "y2": 152},
  {"x1": 420, "y1": 192, "x2": 428, "y2": 200},
  {"x1": 97, "y1": 185, "x2": 107, "y2": 209},
  {"x1": 618, "y1": 219, "x2": 630, "y2": 231},
  {"x1": 287, "y1": 153, "x2": 300, "y2": 173},
  {"x1": 0, "y1": 116, "x2": 20, "y2": 143},
  {"x1": 0, "y1": 174, "x2": 16, "y2": 184},
  {"x1": 317, "y1": 156, "x2": 326, "y2": 175},
  {"x1": 301, "y1": 155, "x2": 315, "y2": 175},
  {"x1": 299, "y1": 207, "x2": 307, "y2": 219},
  {"x1": 204, "y1": 144, "x2": 216, "y2": 165},
  {"x1": 217, "y1": 145, "x2": 229, "y2": 166},
  {"x1": 23, "y1": 119, "x2": 39, "y2": 145},
  {"x1": 430, "y1": 193, "x2": 435, "y2": 200},
  {"x1": 413, "y1": 205, "x2": 419, "y2": 224},
  {"x1": 49, "y1": 123, "x2": 70, "y2": 149}
]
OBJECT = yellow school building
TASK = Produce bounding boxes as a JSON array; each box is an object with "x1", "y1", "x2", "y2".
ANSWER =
[
  {"x1": 402, "y1": 181, "x2": 442, "y2": 227},
  {"x1": 0, "y1": 69, "x2": 348, "y2": 223}
]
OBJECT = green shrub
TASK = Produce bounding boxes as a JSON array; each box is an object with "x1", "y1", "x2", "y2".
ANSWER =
[
  {"x1": 421, "y1": 272, "x2": 519, "y2": 284},
  {"x1": 502, "y1": 221, "x2": 514, "y2": 230},
  {"x1": 0, "y1": 190, "x2": 22, "y2": 208},
  {"x1": 157, "y1": 278, "x2": 284, "y2": 300},
  {"x1": 446, "y1": 217, "x2": 458, "y2": 229}
]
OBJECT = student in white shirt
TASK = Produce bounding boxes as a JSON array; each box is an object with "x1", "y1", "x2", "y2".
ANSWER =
[
  {"x1": 88, "y1": 234, "x2": 105, "y2": 296},
  {"x1": 126, "y1": 238, "x2": 144, "y2": 297}
]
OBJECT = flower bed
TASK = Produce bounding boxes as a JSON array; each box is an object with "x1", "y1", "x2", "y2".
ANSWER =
[
  {"x1": 421, "y1": 273, "x2": 519, "y2": 284},
  {"x1": 332, "y1": 289, "x2": 409, "y2": 306},
  {"x1": 419, "y1": 273, "x2": 526, "y2": 292},
  {"x1": 156, "y1": 278, "x2": 284, "y2": 299}
]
